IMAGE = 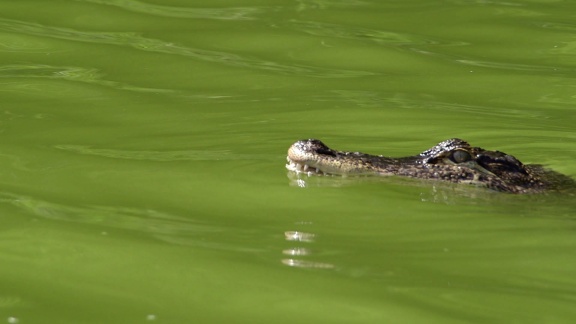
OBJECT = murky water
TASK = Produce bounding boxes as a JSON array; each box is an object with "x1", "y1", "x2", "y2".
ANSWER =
[{"x1": 1, "y1": 0, "x2": 575, "y2": 323}]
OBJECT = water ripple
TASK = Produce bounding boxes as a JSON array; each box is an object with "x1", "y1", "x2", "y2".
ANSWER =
[
  {"x1": 285, "y1": 20, "x2": 460, "y2": 46},
  {"x1": 0, "y1": 191, "x2": 262, "y2": 252},
  {"x1": 78, "y1": 0, "x2": 266, "y2": 20},
  {"x1": 54, "y1": 145, "x2": 259, "y2": 161},
  {"x1": 0, "y1": 296, "x2": 23, "y2": 308},
  {"x1": 295, "y1": 0, "x2": 368, "y2": 11},
  {"x1": 0, "y1": 18, "x2": 373, "y2": 78},
  {"x1": 329, "y1": 90, "x2": 544, "y2": 118},
  {"x1": 282, "y1": 20, "x2": 569, "y2": 74},
  {"x1": 455, "y1": 60, "x2": 571, "y2": 73},
  {"x1": 0, "y1": 191, "x2": 197, "y2": 233},
  {"x1": 0, "y1": 64, "x2": 175, "y2": 93},
  {"x1": 0, "y1": 33, "x2": 53, "y2": 53},
  {"x1": 409, "y1": 47, "x2": 575, "y2": 74}
]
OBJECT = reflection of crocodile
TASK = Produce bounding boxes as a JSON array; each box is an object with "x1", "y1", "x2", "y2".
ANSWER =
[{"x1": 286, "y1": 138, "x2": 575, "y2": 194}]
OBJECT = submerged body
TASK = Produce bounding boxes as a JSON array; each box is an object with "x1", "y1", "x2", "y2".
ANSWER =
[{"x1": 286, "y1": 138, "x2": 574, "y2": 194}]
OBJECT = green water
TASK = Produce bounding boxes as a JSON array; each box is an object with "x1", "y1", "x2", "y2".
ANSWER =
[{"x1": 1, "y1": 0, "x2": 576, "y2": 323}]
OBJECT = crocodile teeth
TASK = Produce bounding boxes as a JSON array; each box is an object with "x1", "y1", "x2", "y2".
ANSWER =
[{"x1": 286, "y1": 159, "x2": 325, "y2": 175}]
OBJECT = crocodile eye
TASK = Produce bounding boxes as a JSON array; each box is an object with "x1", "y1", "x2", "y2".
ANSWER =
[{"x1": 450, "y1": 149, "x2": 472, "y2": 163}]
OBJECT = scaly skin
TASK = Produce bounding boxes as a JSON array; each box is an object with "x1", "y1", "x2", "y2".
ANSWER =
[{"x1": 286, "y1": 138, "x2": 574, "y2": 194}]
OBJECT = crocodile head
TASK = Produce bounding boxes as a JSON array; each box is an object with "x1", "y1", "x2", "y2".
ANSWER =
[{"x1": 286, "y1": 138, "x2": 574, "y2": 194}]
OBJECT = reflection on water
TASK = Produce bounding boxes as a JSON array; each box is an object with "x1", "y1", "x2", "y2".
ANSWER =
[
  {"x1": 284, "y1": 230, "x2": 315, "y2": 242},
  {"x1": 6, "y1": 317, "x2": 19, "y2": 324},
  {"x1": 287, "y1": 171, "x2": 372, "y2": 188},
  {"x1": 287, "y1": 169, "x2": 569, "y2": 205},
  {"x1": 282, "y1": 231, "x2": 335, "y2": 269}
]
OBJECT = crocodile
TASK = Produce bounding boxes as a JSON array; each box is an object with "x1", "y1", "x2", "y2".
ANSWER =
[{"x1": 286, "y1": 138, "x2": 574, "y2": 194}]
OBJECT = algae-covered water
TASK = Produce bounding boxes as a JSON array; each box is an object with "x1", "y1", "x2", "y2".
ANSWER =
[{"x1": 1, "y1": 1, "x2": 576, "y2": 323}]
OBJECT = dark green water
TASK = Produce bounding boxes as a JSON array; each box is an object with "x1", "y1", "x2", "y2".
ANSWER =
[{"x1": 1, "y1": 0, "x2": 576, "y2": 323}]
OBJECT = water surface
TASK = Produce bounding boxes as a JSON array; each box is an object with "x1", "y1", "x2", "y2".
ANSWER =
[{"x1": 1, "y1": 0, "x2": 576, "y2": 323}]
